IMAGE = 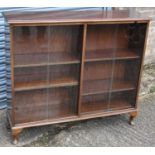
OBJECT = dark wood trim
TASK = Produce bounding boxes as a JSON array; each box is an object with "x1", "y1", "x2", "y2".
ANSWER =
[
  {"x1": 135, "y1": 21, "x2": 150, "y2": 109},
  {"x1": 78, "y1": 24, "x2": 87, "y2": 115},
  {"x1": 9, "y1": 20, "x2": 149, "y2": 27},
  {"x1": 9, "y1": 25, "x2": 15, "y2": 126},
  {"x1": 4, "y1": 10, "x2": 150, "y2": 25},
  {"x1": 10, "y1": 108, "x2": 137, "y2": 129}
]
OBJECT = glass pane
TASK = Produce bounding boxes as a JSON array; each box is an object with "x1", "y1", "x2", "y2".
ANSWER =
[
  {"x1": 13, "y1": 26, "x2": 49, "y2": 124},
  {"x1": 81, "y1": 24, "x2": 118, "y2": 114},
  {"x1": 48, "y1": 25, "x2": 82, "y2": 64},
  {"x1": 47, "y1": 25, "x2": 83, "y2": 119},
  {"x1": 109, "y1": 91, "x2": 136, "y2": 110},
  {"x1": 13, "y1": 26, "x2": 49, "y2": 67},
  {"x1": 48, "y1": 86, "x2": 78, "y2": 118}
]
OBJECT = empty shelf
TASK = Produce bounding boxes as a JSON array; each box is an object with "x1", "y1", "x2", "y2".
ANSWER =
[
  {"x1": 83, "y1": 79, "x2": 135, "y2": 96},
  {"x1": 14, "y1": 52, "x2": 80, "y2": 68},
  {"x1": 15, "y1": 102, "x2": 76, "y2": 124},
  {"x1": 85, "y1": 49, "x2": 140, "y2": 62},
  {"x1": 81, "y1": 99, "x2": 132, "y2": 114},
  {"x1": 15, "y1": 77, "x2": 78, "y2": 91}
]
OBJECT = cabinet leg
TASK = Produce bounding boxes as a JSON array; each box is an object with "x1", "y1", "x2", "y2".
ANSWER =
[
  {"x1": 129, "y1": 112, "x2": 137, "y2": 126},
  {"x1": 12, "y1": 128, "x2": 23, "y2": 145}
]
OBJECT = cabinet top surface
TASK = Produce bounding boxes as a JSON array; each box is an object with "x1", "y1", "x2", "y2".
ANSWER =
[{"x1": 4, "y1": 10, "x2": 150, "y2": 24}]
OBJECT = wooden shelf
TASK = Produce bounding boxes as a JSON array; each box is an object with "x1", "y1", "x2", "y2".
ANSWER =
[
  {"x1": 14, "y1": 52, "x2": 80, "y2": 68},
  {"x1": 14, "y1": 77, "x2": 78, "y2": 91},
  {"x1": 15, "y1": 102, "x2": 76, "y2": 124},
  {"x1": 81, "y1": 99, "x2": 132, "y2": 113},
  {"x1": 109, "y1": 99, "x2": 132, "y2": 110},
  {"x1": 85, "y1": 49, "x2": 140, "y2": 62},
  {"x1": 83, "y1": 79, "x2": 135, "y2": 96}
]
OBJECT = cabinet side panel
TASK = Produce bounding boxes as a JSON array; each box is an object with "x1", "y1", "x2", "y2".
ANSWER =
[
  {"x1": 9, "y1": 25, "x2": 15, "y2": 125},
  {"x1": 135, "y1": 22, "x2": 150, "y2": 108}
]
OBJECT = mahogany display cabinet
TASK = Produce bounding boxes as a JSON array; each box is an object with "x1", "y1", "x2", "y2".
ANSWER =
[{"x1": 4, "y1": 10, "x2": 150, "y2": 144}]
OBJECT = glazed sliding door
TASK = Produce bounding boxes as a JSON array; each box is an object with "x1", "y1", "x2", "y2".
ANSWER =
[
  {"x1": 79, "y1": 23, "x2": 147, "y2": 114},
  {"x1": 12, "y1": 26, "x2": 49, "y2": 124},
  {"x1": 47, "y1": 25, "x2": 83, "y2": 119},
  {"x1": 12, "y1": 24, "x2": 83, "y2": 124},
  {"x1": 80, "y1": 24, "x2": 119, "y2": 114}
]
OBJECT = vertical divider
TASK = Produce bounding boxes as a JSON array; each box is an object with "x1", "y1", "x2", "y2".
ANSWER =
[
  {"x1": 78, "y1": 24, "x2": 87, "y2": 116},
  {"x1": 46, "y1": 25, "x2": 51, "y2": 120}
]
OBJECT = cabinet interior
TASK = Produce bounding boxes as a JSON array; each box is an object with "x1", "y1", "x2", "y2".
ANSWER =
[{"x1": 11, "y1": 23, "x2": 147, "y2": 124}]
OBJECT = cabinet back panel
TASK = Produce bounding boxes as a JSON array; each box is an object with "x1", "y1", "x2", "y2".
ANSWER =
[
  {"x1": 48, "y1": 87, "x2": 78, "y2": 118},
  {"x1": 81, "y1": 93, "x2": 109, "y2": 113},
  {"x1": 113, "y1": 60, "x2": 140, "y2": 86},
  {"x1": 83, "y1": 61, "x2": 126, "y2": 81},
  {"x1": 12, "y1": 26, "x2": 49, "y2": 54},
  {"x1": 83, "y1": 61, "x2": 113, "y2": 81},
  {"x1": 14, "y1": 66, "x2": 47, "y2": 83},
  {"x1": 110, "y1": 90, "x2": 136, "y2": 109},
  {"x1": 49, "y1": 25, "x2": 83, "y2": 54},
  {"x1": 49, "y1": 64, "x2": 80, "y2": 81},
  {"x1": 123, "y1": 60, "x2": 140, "y2": 86},
  {"x1": 127, "y1": 23, "x2": 147, "y2": 57},
  {"x1": 14, "y1": 89, "x2": 48, "y2": 123},
  {"x1": 86, "y1": 24, "x2": 128, "y2": 51},
  {"x1": 12, "y1": 25, "x2": 83, "y2": 55}
]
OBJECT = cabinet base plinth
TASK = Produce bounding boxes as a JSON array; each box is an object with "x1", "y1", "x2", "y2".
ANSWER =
[{"x1": 7, "y1": 108, "x2": 137, "y2": 144}]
